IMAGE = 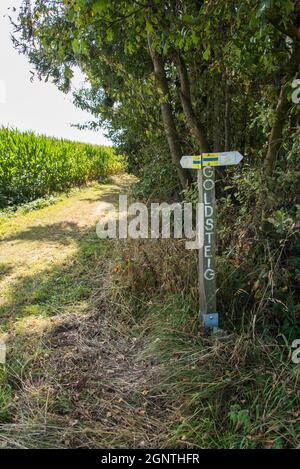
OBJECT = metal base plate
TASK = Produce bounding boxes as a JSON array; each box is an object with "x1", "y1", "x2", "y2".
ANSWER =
[{"x1": 201, "y1": 313, "x2": 219, "y2": 332}]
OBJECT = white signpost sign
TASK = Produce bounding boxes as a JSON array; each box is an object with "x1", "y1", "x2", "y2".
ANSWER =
[{"x1": 180, "y1": 151, "x2": 243, "y2": 332}]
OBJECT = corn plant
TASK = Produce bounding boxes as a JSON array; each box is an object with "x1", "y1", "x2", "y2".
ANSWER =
[{"x1": 0, "y1": 127, "x2": 125, "y2": 207}]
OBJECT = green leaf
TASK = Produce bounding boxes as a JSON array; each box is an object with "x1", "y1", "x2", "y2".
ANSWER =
[
  {"x1": 81, "y1": 40, "x2": 89, "y2": 56},
  {"x1": 203, "y1": 46, "x2": 211, "y2": 61},
  {"x1": 72, "y1": 38, "x2": 80, "y2": 54},
  {"x1": 92, "y1": 0, "x2": 108, "y2": 14},
  {"x1": 146, "y1": 21, "x2": 154, "y2": 33},
  {"x1": 181, "y1": 14, "x2": 199, "y2": 25},
  {"x1": 256, "y1": 0, "x2": 272, "y2": 19},
  {"x1": 64, "y1": 66, "x2": 74, "y2": 80},
  {"x1": 106, "y1": 29, "x2": 113, "y2": 42}
]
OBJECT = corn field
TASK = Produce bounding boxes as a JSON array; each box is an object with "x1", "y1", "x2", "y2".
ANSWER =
[{"x1": 0, "y1": 128, "x2": 125, "y2": 208}]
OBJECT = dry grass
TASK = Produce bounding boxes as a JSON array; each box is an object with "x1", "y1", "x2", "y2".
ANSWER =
[
  {"x1": 2, "y1": 305, "x2": 175, "y2": 448},
  {"x1": 0, "y1": 177, "x2": 299, "y2": 449},
  {"x1": 101, "y1": 238, "x2": 300, "y2": 449},
  {"x1": 0, "y1": 175, "x2": 178, "y2": 449}
]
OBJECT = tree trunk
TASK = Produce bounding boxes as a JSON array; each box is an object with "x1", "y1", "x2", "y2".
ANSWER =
[
  {"x1": 172, "y1": 52, "x2": 210, "y2": 153},
  {"x1": 147, "y1": 34, "x2": 190, "y2": 189},
  {"x1": 213, "y1": 90, "x2": 222, "y2": 152},
  {"x1": 224, "y1": 81, "x2": 230, "y2": 151},
  {"x1": 264, "y1": 82, "x2": 290, "y2": 175}
]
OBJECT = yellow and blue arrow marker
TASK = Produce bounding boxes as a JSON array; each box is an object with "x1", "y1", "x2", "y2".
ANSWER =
[
  {"x1": 192, "y1": 154, "x2": 220, "y2": 168},
  {"x1": 180, "y1": 151, "x2": 243, "y2": 169}
]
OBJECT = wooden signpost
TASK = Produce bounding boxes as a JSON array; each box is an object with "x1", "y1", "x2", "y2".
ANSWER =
[{"x1": 180, "y1": 151, "x2": 243, "y2": 332}]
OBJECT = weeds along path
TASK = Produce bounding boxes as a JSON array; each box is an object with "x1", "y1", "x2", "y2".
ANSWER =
[{"x1": 0, "y1": 175, "x2": 175, "y2": 448}]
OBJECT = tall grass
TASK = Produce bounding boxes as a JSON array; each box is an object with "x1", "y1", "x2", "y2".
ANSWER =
[
  {"x1": 106, "y1": 238, "x2": 300, "y2": 448},
  {"x1": 0, "y1": 127, "x2": 125, "y2": 208}
]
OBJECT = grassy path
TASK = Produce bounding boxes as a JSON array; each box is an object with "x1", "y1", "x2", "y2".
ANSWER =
[
  {"x1": 0, "y1": 176, "x2": 130, "y2": 302},
  {"x1": 0, "y1": 175, "x2": 174, "y2": 448},
  {"x1": 0, "y1": 175, "x2": 138, "y2": 331},
  {"x1": 1, "y1": 176, "x2": 298, "y2": 449}
]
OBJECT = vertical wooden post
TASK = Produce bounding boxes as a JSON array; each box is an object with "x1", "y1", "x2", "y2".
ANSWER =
[
  {"x1": 198, "y1": 166, "x2": 218, "y2": 331},
  {"x1": 180, "y1": 150, "x2": 243, "y2": 332},
  {"x1": 197, "y1": 170, "x2": 206, "y2": 315}
]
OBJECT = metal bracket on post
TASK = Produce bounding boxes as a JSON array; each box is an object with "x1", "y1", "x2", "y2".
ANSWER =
[{"x1": 201, "y1": 313, "x2": 219, "y2": 333}]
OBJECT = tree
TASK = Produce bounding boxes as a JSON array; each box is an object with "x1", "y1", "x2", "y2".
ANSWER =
[{"x1": 12, "y1": 0, "x2": 300, "y2": 194}]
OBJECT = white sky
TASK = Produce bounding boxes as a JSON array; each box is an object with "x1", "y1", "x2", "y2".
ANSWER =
[{"x1": 0, "y1": 0, "x2": 111, "y2": 145}]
